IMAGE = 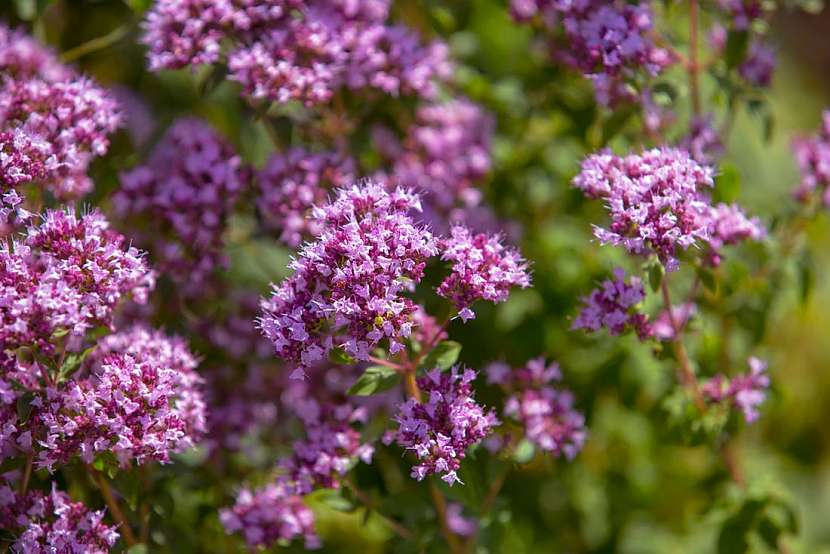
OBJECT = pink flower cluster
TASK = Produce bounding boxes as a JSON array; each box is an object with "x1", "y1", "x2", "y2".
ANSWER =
[
  {"x1": 142, "y1": 0, "x2": 451, "y2": 106},
  {"x1": 256, "y1": 148, "x2": 355, "y2": 247},
  {"x1": 710, "y1": 25, "x2": 776, "y2": 89},
  {"x1": 510, "y1": 1, "x2": 672, "y2": 105},
  {"x1": 279, "y1": 398, "x2": 374, "y2": 494},
  {"x1": 572, "y1": 268, "x2": 652, "y2": 340},
  {"x1": 387, "y1": 99, "x2": 494, "y2": 212},
  {"x1": 394, "y1": 367, "x2": 498, "y2": 486},
  {"x1": 437, "y1": 225, "x2": 531, "y2": 322},
  {"x1": 681, "y1": 115, "x2": 724, "y2": 165},
  {"x1": 220, "y1": 482, "x2": 320, "y2": 550},
  {"x1": 115, "y1": 118, "x2": 247, "y2": 294},
  {"x1": 0, "y1": 483, "x2": 119, "y2": 553},
  {"x1": 489, "y1": 358, "x2": 586, "y2": 459},
  {"x1": 573, "y1": 148, "x2": 765, "y2": 271},
  {"x1": 792, "y1": 110, "x2": 830, "y2": 206},
  {"x1": 701, "y1": 357, "x2": 770, "y2": 423},
  {"x1": 259, "y1": 182, "x2": 437, "y2": 372},
  {"x1": 4, "y1": 327, "x2": 205, "y2": 471},
  {"x1": 0, "y1": 209, "x2": 154, "y2": 353},
  {"x1": 0, "y1": 25, "x2": 121, "y2": 199}
]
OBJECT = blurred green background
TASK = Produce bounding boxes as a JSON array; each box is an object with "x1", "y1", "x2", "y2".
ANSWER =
[{"x1": 3, "y1": 0, "x2": 830, "y2": 552}]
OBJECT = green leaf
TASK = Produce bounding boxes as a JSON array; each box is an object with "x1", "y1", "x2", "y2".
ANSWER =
[
  {"x1": 512, "y1": 439, "x2": 536, "y2": 464},
  {"x1": 125, "y1": 0, "x2": 153, "y2": 14},
  {"x1": 799, "y1": 250, "x2": 814, "y2": 305},
  {"x1": 329, "y1": 347, "x2": 358, "y2": 366},
  {"x1": 421, "y1": 341, "x2": 462, "y2": 371},
  {"x1": 125, "y1": 545, "x2": 148, "y2": 554},
  {"x1": 57, "y1": 345, "x2": 97, "y2": 382},
  {"x1": 16, "y1": 392, "x2": 35, "y2": 424},
  {"x1": 725, "y1": 30, "x2": 750, "y2": 69},
  {"x1": 714, "y1": 163, "x2": 741, "y2": 203},
  {"x1": 697, "y1": 267, "x2": 717, "y2": 293},
  {"x1": 347, "y1": 365, "x2": 401, "y2": 396},
  {"x1": 645, "y1": 260, "x2": 664, "y2": 293}
]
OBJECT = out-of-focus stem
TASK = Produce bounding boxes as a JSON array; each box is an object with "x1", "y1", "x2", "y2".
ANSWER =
[
  {"x1": 689, "y1": 0, "x2": 702, "y2": 115},
  {"x1": 19, "y1": 455, "x2": 33, "y2": 495},
  {"x1": 661, "y1": 280, "x2": 706, "y2": 412},
  {"x1": 60, "y1": 24, "x2": 131, "y2": 63},
  {"x1": 89, "y1": 468, "x2": 138, "y2": 547},
  {"x1": 344, "y1": 478, "x2": 413, "y2": 540}
]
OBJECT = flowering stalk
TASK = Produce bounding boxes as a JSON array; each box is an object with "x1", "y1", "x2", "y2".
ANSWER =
[
  {"x1": 660, "y1": 279, "x2": 706, "y2": 412},
  {"x1": 88, "y1": 467, "x2": 138, "y2": 547},
  {"x1": 689, "y1": 0, "x2": 702, "y2": 115}
]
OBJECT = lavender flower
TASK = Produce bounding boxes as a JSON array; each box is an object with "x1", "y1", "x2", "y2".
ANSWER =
[
  {"x1": 394, "y1": 367, "x2": 497, "y2": 486},
  {"x1": 446, "y1": 503, "x2": 478, "y2": 537},
  {"x1": 572, "y1": 147, "x2": 715, "y2": 271},
  {"x1": 710, "y1": 25, "x2": 776, "y2": 88},
  {"x1": 792, "y1": 110, "x2": 830, "y2": 206},
  {"x1": 496, "y1": 358, "x2": 586, "y2": 459},
  {"x1": 256, "y1": 148, "x2": 355, "y2": 247},
  {"x1": 717, "y1": 0, "x2": 764, "y2": 30},
  {"x1": 704, "y1": 203, "x2": 766, "y2": 266},
  {"x1": 0, "y1": 23, "x2": 71, "y2": 81},
  {"x1": 701, "y1": 357, "x2": 770, "y2": 423},
  {"x1": 0, "y1": 483, "x2": 119, "y2": 553},
  {"x1": 0, "y1": 209, "x2": 154, "y2": 353},
  {"x1": 389, "y1": 99, "x2": 493, "y2": 212},
  {"x1": 436, "y1": 225, "x2": 531, "y2": 322},
  {"x1": 259, "y1": 182, "x2": 437, "y2": 372},
  {"x1": 651, "y1": 303, "x2": 696, "y2": 341},
  {"x1": 279, "y1": 399, "x2": 374, "y2": 494},
  {"x1": 572, "y1": 268, "x2": 652, "y2": 339},
  {"x1": 510, "y1": 1, "x2": 672, "y2": 105},
  {"x1": 681, "y1": 115, "x2": 724, "y2": 165},
  {"x1": 220, "y1": 482, "x2": 320, "y2": 550},
  {"x1": 115, "y1": 118, "x2": 247, "y2": 294}
]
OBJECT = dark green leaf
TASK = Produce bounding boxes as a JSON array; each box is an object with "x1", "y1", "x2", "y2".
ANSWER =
[
  {"x1": 329, "y1": 347, "x2": 358, "y2": 366},
  {"x1": 799, "y1": 250, "x2": 814, "y2": 304},
  {"x1": 347, "y1": 365, "x2": 401, "y2": 396},
  {"x1": 646, "y1": 260, "x2": 664, "y2": 293},
  {"x1": 421, "y1": 341, "x2": 462, "y2": 371},
  {"x1": 16, "y1": 392, "x2": 35, "y2": 424},
  {"x1": 725, "y1": 30, "x2": 750, "y2": 69},
  {"x1": 58, "y1": 345, "x2": 97, "y2": 382},
  {"x1": 697, "y1": 267, "x2": 717, "y2": 293}
]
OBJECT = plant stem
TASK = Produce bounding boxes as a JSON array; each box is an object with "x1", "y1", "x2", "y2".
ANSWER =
[
  {"x1": 428, "y1": 480, "x2": 463, "y2": 554},
  {"x1": 660, "y1": 280, "x2": 706, "y2": 412},
  {"x1": 19, "y1": 455, "x2": 33, "y2": 495},
  {"x1": 368, "y1": 355, "x2": 406, "y2": 371},
  {"x1": 720, "y1": 441, "x2": 745, "y2": 487},
  {"x1": 60, "y1": 24, "x2": 131, "y2": 63},
  {"x1": 689, "y1": 0, "x2": 702, "y2": 115},
  {"x1": 88, "y1": 468, "x2": 138, "y2": 547},
  {"x1": 344, "y1": 478, "x2": 414, "y2": 540}
]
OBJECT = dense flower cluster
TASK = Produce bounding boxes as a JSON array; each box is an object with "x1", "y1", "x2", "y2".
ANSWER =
[
  {"x1": 257, "y1": 148, "x2": 355, "y2": 247},
  {"x1": 436, "y1": 225, "x2": 531, "y2": 322},
  {"x1": 701, "y1": 357, "x2": 770, "y2": 423},
  {"x1": 259, "y1": 182, "x2": 437, "y2": 372},
  {"x1": 411, "y1": 304, "x2": 447, "y2": 347},
  {"x1": 510, "y1": 1, "x2": 672, "y2": 105},
  {"x1": 489, "y1": 358, "x2": 586, "y2": 459},
  {"x1": 394, "y1": 367, "x2": 497, "y2": 486},
  {"x1": 573, "y1": 147, "x2": 715, "y2": 271},
  {"x1": 279, "y1": 398, "x2": 373, "y2": 494},
  {"x1": 0, "y1": 209, "x2": 154, "y2": 353},
  {"x1": 717, "y1": 0, "x2": 764, "y2": 29},
  {"x1": 387, "y1": 99, "x2": 493, "y2": 212},
  {"x1": 0, "y1": 24, "x2": 121, "y2": 201},
  {"x1": 682, "y1": 115, "x2": 724, "y2": 165},
  {"x1": 142, "y1": 0, "x2": 451, "y2": 106},
  {"x1": 220, "y1": 482, "x2": 319, "y2": 550},
  {"x1": 115, "y1": 118, "x2": 247, "y2": 293},
  {"x1": 792, "y1": 110, "x2": 830, "y2": 206},
  {"x1": 705, "y1": 202, "x2": 766, "y2": 265},
  {"x1": 0, "y1": 483, "x2": 119, "y2": 553},
  {"x1": 572, "y1": 268, "x2": 651, "y2": 339}
]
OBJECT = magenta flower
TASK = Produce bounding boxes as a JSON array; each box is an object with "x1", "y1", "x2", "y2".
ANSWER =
[
  {"x1": 259, "y1": 182, "x2": 437, "y2": 373},
  {"x1": 701, "y1": 357, "x2": 770, "y2": 423},
  {"x1": 572, "y1": 268, "x2": 652, "y2": 340},
  {"x1": 394, "y1": 367, "x2": 498, "y2": 486},
  {"x1": 220, "y1": 482, "x2": 320, "y2": 550},
  {"x1": 792, "y1": 110, "x2": 830, "y2": 207},
  {"x1": 437, "y1": 225, "x2": 531, "y2": 322}
]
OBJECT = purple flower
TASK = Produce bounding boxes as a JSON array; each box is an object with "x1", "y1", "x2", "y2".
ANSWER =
[
  {"x1": 257, "y1": 148, "x2": 355, "y2": 247},
  {"x1": 0, "y1": 483, "x2": 119, "y2": 553},
  {"x1": 496, "y1": 358, "x2": 586, "y2": 459},
  {"x1": 717, "y1": 0, "x2": 764, "y2": 30},
  {"x1": 446, "y1": 503, "x2": 478, "y2": 537},
  {"x1": 681, "y1": 115, "x2": 724, "y2": 165},
  {"x1": 0, "y1": 23, "x2": 71, "y2": 82},
  {"x1": 704, "y1": 203, "x2": 766, "y2": 266},
  {"x1": 394, "y1": 367, "x2": 497, "y2": 486},
  {"x1": 436, "y1": 225, "x2": 531, "y2": 322},
  {"x1": 792, "y1": 110, "x2": 830, "y2": 206},
  {"x1": 710, "y1": 25, "x2": 776, "y2": 88},
  {"x1": 279, "y1": 399, "x2": 374, "y2": 494},
  {"x1": 0, "y1": 209, "x2": 154, "y2": 352},
  {"x1": 572, "y1": 268, "x2": 652, "y2": 339},
  {"x1": 510, "y1": 1, "x2": 672, "y2": 105},
  {"x1": 572, "y1": 147, "x2": 715, "y2": 271},
  {"x1": 259, "y1": 181, "x2": 437, "y2": 372},
  {"x1": 701, "y1": 357, "x2": 770, "y2": 423},
  {"x1": 651, "y1": 302, "x2": 697, "y2": 341},
  {"x1": 220, "y1": 482, "x2": 320, "y2": 550},
  {"x1": 115, "y1": 118, "x2": 247, "y2": 294}
]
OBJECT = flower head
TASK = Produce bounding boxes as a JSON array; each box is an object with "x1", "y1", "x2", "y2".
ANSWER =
[
  {"x1": 572, "y1": 268, "x2": 651, "y2": 339},
  {"x1": 701, "y1": 357, "x2": 770, "y2": 423},
  {"x1": 792, "y1": 110, "x2": 830, "y2": 206}
]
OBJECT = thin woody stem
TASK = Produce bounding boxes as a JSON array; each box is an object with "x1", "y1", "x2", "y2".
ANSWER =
[
  {"x1": 689, "y1": 0, "x2": 702, "y2": 115},
  {"x1": 343, "y1": 478, "x2": 414, "y2": 540},
  {"x1": 19, "y1": 456, "x2": 33, "y2": 495},
  {"x1": 88, "y1": 468, "x2": 138, "y2": 547},
  {"x1": 660, "y1": 280, "x2": 706, "y2": 412}
]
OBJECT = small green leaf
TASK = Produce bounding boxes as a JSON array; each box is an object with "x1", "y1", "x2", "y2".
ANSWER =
[
  {"x1": 647, "y1": 260, "x2": 664, "y2": 293},
  {"x1": 421, "y1": 341, "x2": 462, "y2": 371},
  {"x1": 16, "y1": 392, "x2": 35, "y2": 424},
  {"x1": 697, "y1": 267, "x2": 717, "y2": 293},
  {"x1": 313, "y1": 490, "x2": 355, "y2": 512},
  {"x1": 512, "y1": 439, "x2": 536, "y2": 464},
  {"x1": 125, "y1": 545, "x2": 148, "y2": 554},
  {"x1": 347, "y1": 365, "x2": 400, "y2": 396},
  {"x1": 58, "y1": 345, "x2": 97, "y2": 382},
  {"x1": 329, "y1": 347, "x2": 357, "y2": 366},
  {"x1": 725, "y1": 30, "x2": 750, "y2": 69}
]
